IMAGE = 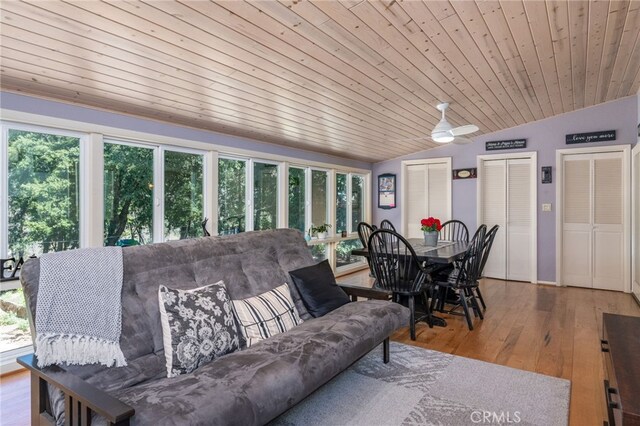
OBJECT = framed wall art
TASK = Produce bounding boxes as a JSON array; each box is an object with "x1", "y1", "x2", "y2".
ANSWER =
[{"x1": 378, "y1": 173, "x2": 396, "y2": 209}]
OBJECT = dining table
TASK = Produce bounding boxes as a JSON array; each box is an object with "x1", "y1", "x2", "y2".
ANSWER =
[
  {"x1": 340, "y1": 239, "x2": 470, "y2": 329},
  {"x1": 350, "y1": 239, "x2": 469, "y2": 264}
]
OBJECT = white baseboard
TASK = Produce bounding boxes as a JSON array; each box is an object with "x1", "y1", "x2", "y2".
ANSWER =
[{"x1": 537, "y1": 280, "x2": 557, "y2": 286}]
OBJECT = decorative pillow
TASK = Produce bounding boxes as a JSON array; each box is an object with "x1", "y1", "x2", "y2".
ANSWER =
[
  {"x1": 158, "y1": 281, "x2": 240, "y2": 377},
  {"x1": 289, "y1": 260, "x2": 350, "y2": 318},
  {"x1": 231, "y1": 283, "x2": 302, "y2": 347}
]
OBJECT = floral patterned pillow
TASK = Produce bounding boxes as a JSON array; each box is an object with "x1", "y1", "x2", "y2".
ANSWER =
[{"x1": 158, "y1": 281, "x2": 241, "y2": 377}]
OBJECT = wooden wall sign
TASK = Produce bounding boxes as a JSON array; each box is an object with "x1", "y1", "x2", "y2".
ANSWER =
[
  {"x1": 565, "y1": 130, "x2": 616, "y2": 144},
  {"x1": 486, "y1": 139, "x2": 527, "y2": 151},
  {"x1": 452, "y1": 168, "x2": 477, "y2": 180}
]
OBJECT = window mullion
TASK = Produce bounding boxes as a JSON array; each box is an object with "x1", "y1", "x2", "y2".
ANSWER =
[
  {"x1": 277, "y1": 162, "x2": 287, "y2": 229},
  {"x1": 305, "y1": 167, "x2": 312, "y2": 235},
  {"x1": 80, "y1": 133, "x2": 104, "y2": 248},
  {"x1": 153, "y1": 146, "x2": 164, "y2": 243},
  {"x1": 205, "y1": 151, "x2": 218, "y2": 236},
  {"x1": 0, "y1": 125, "x2": 8, "y2": 259},
  {"x1": 246, "y1": 159, "x2": 254, "y2": 231},
  {"x1": 346, "y1": 173, "x2": 353, "y2": 234}
]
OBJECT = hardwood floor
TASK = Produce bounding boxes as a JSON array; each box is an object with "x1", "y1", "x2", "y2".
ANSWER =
[
  {"x1": 1, "y1": 273, "x2": 638, "y2": 426},
  {"x1": 342, "y1": 273, "x2": 640, "y2": 425}
]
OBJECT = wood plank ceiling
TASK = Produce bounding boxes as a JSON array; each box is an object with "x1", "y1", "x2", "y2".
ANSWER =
[{"x1": 1, "y1": 1, "x2": 639, "y2": 162}]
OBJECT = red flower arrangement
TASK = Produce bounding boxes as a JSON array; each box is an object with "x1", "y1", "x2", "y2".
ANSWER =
[{"x1": 420, "y1": 217, "x2": 442, "y2": 233}]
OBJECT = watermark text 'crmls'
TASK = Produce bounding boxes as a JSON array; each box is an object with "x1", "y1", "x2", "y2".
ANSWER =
[{"x1": 470, "y1": 410, "x2": 522, "y2": 424}]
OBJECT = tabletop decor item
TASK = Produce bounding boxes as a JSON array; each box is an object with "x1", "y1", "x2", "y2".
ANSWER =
[{"x1": 420, "y1": 217, "x2": 442, "y2": 246}]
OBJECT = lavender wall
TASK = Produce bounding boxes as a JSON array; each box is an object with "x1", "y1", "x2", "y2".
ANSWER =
[
  {"x1": 0, "y1": 92, "x2": 372, "y2": 170},
  {"x1": 373, "y1": 95, "x2": 639, "y2": 283}
]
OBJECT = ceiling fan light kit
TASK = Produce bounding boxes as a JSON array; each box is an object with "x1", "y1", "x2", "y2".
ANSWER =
[{"x1": 430, "y1": 102, "x2": 479, "y2": 144}]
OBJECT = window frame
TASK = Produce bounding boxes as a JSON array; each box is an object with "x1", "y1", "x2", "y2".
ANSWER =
[{"x1": 1, "y1": 122, "x2": 87, "y2": 267}]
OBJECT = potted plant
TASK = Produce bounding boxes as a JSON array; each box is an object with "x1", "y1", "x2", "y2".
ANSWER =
[
  {"x1": 310, "y1": 223, "x2": 332, "y2": 239},
  {"x1": 420, "y1": 217, "x2": 442, "y2": 246}
]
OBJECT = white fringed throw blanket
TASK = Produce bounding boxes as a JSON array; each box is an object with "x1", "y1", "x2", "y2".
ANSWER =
[{"x1": 35, "y1": 247, "x2": 127, "y2": 368}]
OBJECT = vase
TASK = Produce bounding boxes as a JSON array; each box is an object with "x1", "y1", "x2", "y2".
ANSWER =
[
  {"x1": 317, "y1": 232, "x2": 327, "y2": 239},
  {"x1": 423, "y1": 231, "x2": 438, "y2": 247}
]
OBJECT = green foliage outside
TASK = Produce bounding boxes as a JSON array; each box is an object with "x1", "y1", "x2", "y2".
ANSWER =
[
  {"x1": 336, "y1": 173, "x2": 347, "y2": 233},
  {"x1": 253, "y1": 162, "x2": 278, "y2": 231},
  {"x1": 0, "y1": 289, "x2": 28, "y2": 334},
  {"x1": 310, "y1": 244, "x2": 327, "y2": 262},
  {"x1": 103, "y1": 143, "x2": 154, "y2": 245},
  {"x1": 104, "y1": 145, "x2": 204, "y2": 244},
  {"x1": 8, "y1": 130, "x2": 80, "y2": 257},
  {"x1": 336, "y1": 239, "x2": 363, "y2": 267},
  {"x1": 351, "y1": 175, "x2": 364, "y2": 231},
  {"x1": 288, "y1": 167, "x2": 305, "y2": 233},
  {"x1": 163, "y1": 151, "x2": 204, "y2": 240},
  {"x1": 218, "y1": 158, "x2": 246, "y2": 234}
]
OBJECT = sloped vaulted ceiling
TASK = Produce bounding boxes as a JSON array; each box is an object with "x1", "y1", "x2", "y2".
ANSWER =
[{"x1": 1, "y1": 0, "x2": 639, "y2": 162}]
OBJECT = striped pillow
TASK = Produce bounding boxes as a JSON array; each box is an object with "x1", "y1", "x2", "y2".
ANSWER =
[{"x1": 231, "y1": 283, "x2": 302, "y2": 347}]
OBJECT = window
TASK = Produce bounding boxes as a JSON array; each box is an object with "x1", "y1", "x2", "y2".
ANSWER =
[
  {"x1": 310, "y1": 244, "x2": 327, "y2": 263},
  {"x1": 1, "y1": 119, "x2": 370, "y2": 371},
  {"x1": 218, "y1": 158, "x2": 246, "y2": 235},
  {"x1": 336, "y1": 173, "x2": 347, "y2": 234},
  {"x1": 103, "y1": 142, "x2": 154, "y2": 246},
  {"x1": 351, "y1": 174, "x2": 365, "y2": 232},
  {"x1": 311, "y1": 170, "x2": 328, "y2": 231},
  {"x1": 2, "y1": 127, "x2": 81, "y2": 355},
  {"x1": 7, "y1": 129, "x2": 80, "y2": 257},
  {"x1": 164, "y1": 150, "x2": 204, "y2": 241},
  {"x1": 253, "y1": 162, "x2": 279, "y2": 231},
  {"x1": 335, "y1": 239, "x2": 364, "y2": 269},
  {"x1": 288, "y1": 167, "x2": 306, "y2": 233}
]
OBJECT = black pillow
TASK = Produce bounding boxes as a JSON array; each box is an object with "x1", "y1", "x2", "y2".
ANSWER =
[{"x1": 289, "y1": 260, "x2": 350, "y2": 317}]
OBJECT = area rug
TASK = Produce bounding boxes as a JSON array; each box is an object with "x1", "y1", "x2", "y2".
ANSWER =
[{"x1": 271, "y1": 342, "x2": 570, "y2": 426}]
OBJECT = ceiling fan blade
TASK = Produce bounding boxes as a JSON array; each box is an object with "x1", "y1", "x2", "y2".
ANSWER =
[
  {"x1": 451, "y1": 136, "x2": 473, "y2": 145},
  {"x1": 450, "y1": 124, "x2": 479, "y2": 136}
]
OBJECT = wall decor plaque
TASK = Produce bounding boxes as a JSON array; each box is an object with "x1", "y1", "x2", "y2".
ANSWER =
[
  {"x1": 565, "y1": 130, "x2": 616, "y2": 144},
  {"x1": 485, "y1": 139, "x2": 527, "y2": 151},
  {"x1": 452, "y1": 168, "x2": 477, "y2": 180}
]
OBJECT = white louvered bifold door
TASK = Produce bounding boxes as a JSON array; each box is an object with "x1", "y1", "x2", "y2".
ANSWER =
[
  {"x1": 405, "y1": 164, "x2": 427, "y2": 238},
  {"x1": 480, "y1": 160, "x2": 507, "y2": 280},
  {"x1": 562, "y1": 152, "x2": 625, "y2": 291},
  {"x1": 506, "y1": 159, "x2": 532, "y2": 282},
  {"x1": 427, "y1": 163, "x2": 449, "y2": 223},
  {"x1": 562, "y1": 155, "x2": 592, "y2": 287},
  {"x1": 592, "y1": 154, "x2": 624, "y2": 291},
  {"x1": 404, "y1": 162, "x2": 451, "y2": 238}
]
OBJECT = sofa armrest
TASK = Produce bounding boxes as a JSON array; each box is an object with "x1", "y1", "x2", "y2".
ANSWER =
[{"x1": 17, "y1": 354, "x2": 135, "y2": 426}]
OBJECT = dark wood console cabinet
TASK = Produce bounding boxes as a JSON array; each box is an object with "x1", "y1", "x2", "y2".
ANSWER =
[{"x1": 602, "y1": 313, "x2": 640, "y2": 426}]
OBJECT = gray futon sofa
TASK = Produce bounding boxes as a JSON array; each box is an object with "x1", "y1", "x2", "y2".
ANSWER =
[{"x1": 18, "y1": 229, "x2": 409, "y2": 425}]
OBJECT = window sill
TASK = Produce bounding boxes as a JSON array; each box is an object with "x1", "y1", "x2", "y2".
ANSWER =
[
  {"x1": 1, "y1": 345, "x2": 32, "y2": 375},
  {"x1": 306, "y1": 235, "x2": 358, "y2": 245}
]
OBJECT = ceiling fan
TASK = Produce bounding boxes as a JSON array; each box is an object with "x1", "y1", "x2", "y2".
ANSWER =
[
  {"x1": 431, "y1": 102, "x2": 479, "y2": 144},
  {"x1": 391, "y1": 102, "x2": 479, "y2": 145}
]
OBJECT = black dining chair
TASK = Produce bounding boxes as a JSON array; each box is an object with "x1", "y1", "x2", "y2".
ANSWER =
[
  {"x1": 431, "y1": 225, "x2": 486, "y2": 330},
  {"x1": 357, "y1": 222, "x2": 377, "y2": 273},
  {"x1": 379, "y1": 219, "x2": 396, "y2": 232},
  {"x1": 474, "y1": 224, "x2": 499, "y2": 311},
  {"x1": 368, "y1": 229, "x2": 431, "y2": 340},
  {"x1": 439, "y1": 219, "x2": 469, "y2": 242}
]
